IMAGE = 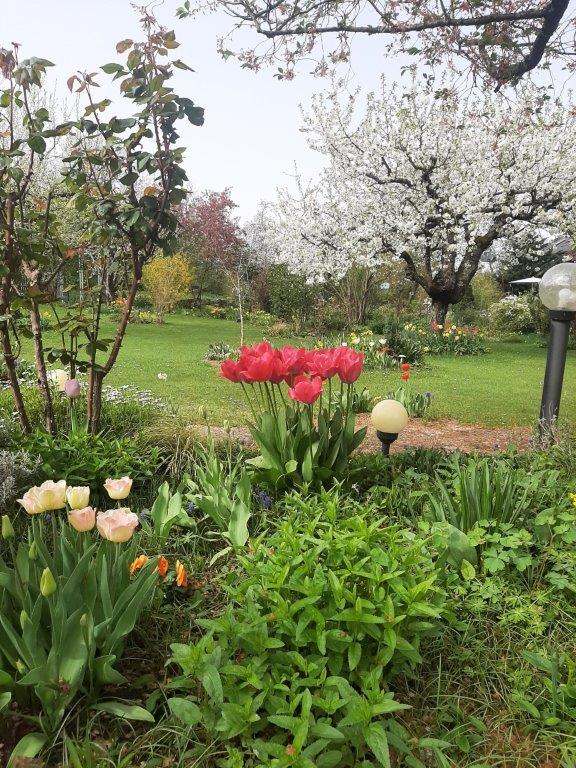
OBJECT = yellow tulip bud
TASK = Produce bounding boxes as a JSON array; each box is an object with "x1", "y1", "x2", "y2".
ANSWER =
[
  {"x1": 1, "y1": 515, "x2": 14, "y2": 539},
  {"x1": 40, "y1": 567, "x2": 57, "y2": 597},
  {"x1": 20, "y1": 610, "x2": 29, "y2": 630},
  {"x1": 16, "y1": 659, "x2": 26, "y2": 674}
]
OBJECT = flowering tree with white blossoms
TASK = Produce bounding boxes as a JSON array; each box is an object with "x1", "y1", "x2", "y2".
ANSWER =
[{"x1": 269, "y1": 79, "x2": 576, "y2": 324}]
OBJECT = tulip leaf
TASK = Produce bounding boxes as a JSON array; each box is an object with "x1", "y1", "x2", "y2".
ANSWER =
[
  {"x1": 94, "y1": 700, "x2": 155, "y2": 722},
  {"x1": 7, "y1": 733, "x2": 47, "y2": 767}
]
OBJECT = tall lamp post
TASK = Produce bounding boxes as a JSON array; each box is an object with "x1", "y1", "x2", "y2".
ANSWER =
[
  {"x1": 370, "y1": 399, "x2": 409, "y2": 455},
  {"x1": 538, "y1": 262, "x2": 576, "y2": 438}
]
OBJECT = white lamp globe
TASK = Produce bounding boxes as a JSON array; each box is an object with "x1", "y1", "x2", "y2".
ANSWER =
[
  {"x1": 371, "y1": 399, "x2": 409, "y2": 434},
  {"x1": 539, "y1": 263, "x2": 576, "y2": 312}
]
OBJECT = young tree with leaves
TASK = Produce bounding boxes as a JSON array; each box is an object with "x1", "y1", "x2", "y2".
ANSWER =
[{"x1": 0, "y1": 8, "x2": 204, "y2": 434}]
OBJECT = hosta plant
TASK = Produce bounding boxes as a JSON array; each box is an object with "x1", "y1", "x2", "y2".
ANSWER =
[
  {"x1": 219, "y1": 341, "x2": 367, "y2": 489},
  {"x1": 167, "y1": 490, "x2": 447, "y2": 766},
  {"x1": 0, "y1": 477, "x2": 160, "y2": 744}
]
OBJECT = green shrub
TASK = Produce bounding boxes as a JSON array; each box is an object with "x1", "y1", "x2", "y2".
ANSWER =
[
  {"x1": 384, "y1": 386, "x2": 432, "y2": 418},
  {"x1": 488, "y1": 294, "x2": 542, "y2": 335},
  {"x1": 167, "y1": 490, "x2": 446, "y2": 765},
  {"x1": 17, "y1": 431, "x2": 159, "y2": 507}
]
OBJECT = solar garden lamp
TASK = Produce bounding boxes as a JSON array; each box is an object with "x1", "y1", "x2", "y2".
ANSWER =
[
  {"x1": 371, "y1": 399, "x2": 409, "y2": 455},
  {"x1": 538, "y1": 262, "x2": 576, "y2": 438}
]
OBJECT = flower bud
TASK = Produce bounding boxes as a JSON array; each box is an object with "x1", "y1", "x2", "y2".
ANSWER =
[
  {"x1": 1, "y1": 515, "x2": 14, "y2": 539},
  {"x1": 40, "y1": 567, "x2": 57, "y2": 597},
  {"x1": 28, "y1": 541, "x2": 38, "y2": 560},
  {"x1": 15, "y1": 659, "x2": 26, "y2": 674},
  {"x1": 20, "y1": 610, "x2": 29, "y2": 630}
]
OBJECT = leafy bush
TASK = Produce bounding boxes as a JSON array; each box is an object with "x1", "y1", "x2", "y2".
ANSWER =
[
  {"x1": 0, "y1": 450, "x2": 39, "y2": 509},
  {"x1": 429, "y1": 455, "x2": 556, "y2": 533},
  {"x1": 167, "y1": 490, "x2": 447, "y2": 765},
  {"x1": 17, "y1": 431, "x2": 159, "y2": 507},
  {"x1": 488, "y1": 294, "x2": 542, "y2": 335},
  {"x1": 384, "y1": 386, "x2": 432, "y2": 418},
  {"x1": 142, "y1": 254, "x2": 193, "y2": 322},
  {"x1": 204, "y1": 341, "x2": 237, "y2": 362}
]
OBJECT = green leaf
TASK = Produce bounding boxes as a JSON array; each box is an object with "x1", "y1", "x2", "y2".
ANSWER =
[
  {"x1": 460, "y1": 559, "x2": 476, "y2": 580},
  {"x1": 0, "y1": 691, "x2": 11, "y2": 712},
  {"x1": 94, "y1": 701, "x2": 155, "y2": 722},
  {"x1": 201, "y1": 665, "x2": 223, "y2": 704},
  {"x1": 167, "y1": 697, "x2": 202, "y2": 726},
  {"x1": 27, "y1": 134, "x2": 46, "y2": 154},
  {"x1": 310, "y1": 722, "x2": 345, "y2": 740},
  {"x1": 7, "y1": 733, "x2": 47, "y2": 767},
  {"x1": 348, "y1": 641, "x2": 362, "y2": 671},
  {"x1": 365, "y1": 723, "x2": 391, "y2": 768}
]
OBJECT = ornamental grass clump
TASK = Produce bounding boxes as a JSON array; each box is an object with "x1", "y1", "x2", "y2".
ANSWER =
[
  {"x1": 219, "y1": 341, "x2": 367, "y2": 488},
  {"x1": 0, "y1": 475, "x2": 162, "y2": 744}
]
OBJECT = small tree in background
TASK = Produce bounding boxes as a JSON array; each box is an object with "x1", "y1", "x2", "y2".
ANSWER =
[
  {"x1": 178, "y1": 189, "x2": 250, "y2": 342},
  {"x1": 142, "y1": 254, "x2": 193, "y2": 322}
]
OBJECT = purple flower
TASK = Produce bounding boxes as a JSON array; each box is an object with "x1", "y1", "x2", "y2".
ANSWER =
[
  {"x1": 64, "y1": 379, "x2": 81, "y2": 398},
  {"x1": 257, "y1": 490, "x2": 272, "y2": 510}
]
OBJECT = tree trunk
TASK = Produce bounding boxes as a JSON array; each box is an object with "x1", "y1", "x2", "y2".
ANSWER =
[
  {"x1": 236, "y1": 267, "x2": 245, "y2": 347},
  {"x1": 1, "y1": 194, "x2": 31, "y2": 432},
  {"x1": 432, "y1": 300, "x2": 449, "y2": 326},
  {"x1": 30, "y1": 302, "x2": 57, "y2": 434},
  {"x1": 89, "y1": 265, "x2": 141, "y2": 434},
  {"x1": 0, "y1": 317, "x2": 31, "y2": 433}
]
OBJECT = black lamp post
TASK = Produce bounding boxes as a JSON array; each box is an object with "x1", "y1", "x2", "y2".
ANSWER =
[
  {"x1": 370, "y1": 399, "x2": 409, "y2": 455},
  {"x1": 538, "y1": 262, "x2": 576, "y2": 439}
]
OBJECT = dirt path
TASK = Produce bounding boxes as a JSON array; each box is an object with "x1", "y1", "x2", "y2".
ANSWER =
[{"x1": 208, "y1": 417, "x2": 532, "y2": 455}]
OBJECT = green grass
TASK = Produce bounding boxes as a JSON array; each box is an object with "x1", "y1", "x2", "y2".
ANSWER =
[{"x1": 16, "y1": 314, "x2": 576, "y2": 427}]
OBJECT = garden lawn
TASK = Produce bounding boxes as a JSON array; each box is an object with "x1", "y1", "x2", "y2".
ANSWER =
[{"x1": 22, "y1": 314, "x2": 576, "y2": 428}]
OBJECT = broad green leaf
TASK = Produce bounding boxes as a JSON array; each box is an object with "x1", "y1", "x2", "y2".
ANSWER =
[
  {"x1": 94, "y1": 701, "x2": 155, "y2": 722},
  {"x1": 167, "y1": 697, "x2": 202, "y2": 726},
  {"x1": 201, "y1": 665, "x2": 223, "y2": 704},
  {"x1": 365, "y1": 723, "x2": 391, "y2": 768},
  {"x1": 7, "y1": 733, "x2": 47, "y2": 767}
]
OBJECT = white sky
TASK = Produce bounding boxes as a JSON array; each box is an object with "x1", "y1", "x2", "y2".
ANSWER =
[
  {"x1": 2, "y1": 0, "x2": 408, "y2": 220},
  {"x1": 3, "y1": 0, "x2": 575, "y2": 221}
]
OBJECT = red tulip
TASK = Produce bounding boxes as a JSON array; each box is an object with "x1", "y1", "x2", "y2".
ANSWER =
[
  {"x1": 336, "y1": 349, "x2": 364, "y2": 384},
  {"x1": 288, "y1": 375, "x2": 324, "y2": 405},
  {"x1": 219, "y1": 359, "x2": 243, "y2": 382},
  {"x1": 401, "y1": 372, "x2": 410, "y2": 381},
  {"x1": 306, "y1": 348, "x2": 339, "y2": 379},
  {"x1": 400, "y1": 363, "x2": 412, "y2": 372},
  {"x1": 241, "y1": 351, "x2": 277, "y2": 383},
  {"x1": 280, "y1": 346, "x2": 307, "y2": 376}
]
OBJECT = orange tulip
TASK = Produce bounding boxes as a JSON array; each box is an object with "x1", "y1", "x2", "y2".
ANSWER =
[
  {"x1": 156, "y1": 555, "x2": 169, "y2": 577},
  {"x1": 175, "y1": 560, "x2": 188, "y2": 588},
  {"x1": 129, "y1": 555, "x2": 149, "y2": 574}
]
